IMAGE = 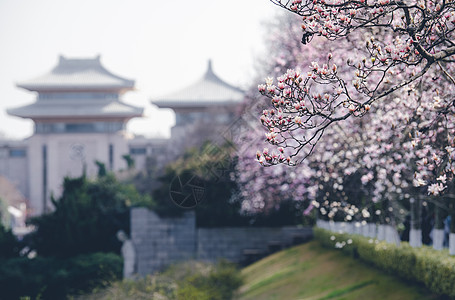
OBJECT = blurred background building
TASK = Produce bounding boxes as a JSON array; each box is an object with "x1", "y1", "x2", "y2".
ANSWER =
[
  {"x1": 0, "y1": 55, "x2": 244, "y2": 227},
  {"x1": 152, "y1": 60, "x2": 244, "y2": 155}
]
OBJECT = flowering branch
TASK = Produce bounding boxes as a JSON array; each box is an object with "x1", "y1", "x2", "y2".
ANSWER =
[{"x1": 257, "y1": 0, "x2": 455, "y2": 166}]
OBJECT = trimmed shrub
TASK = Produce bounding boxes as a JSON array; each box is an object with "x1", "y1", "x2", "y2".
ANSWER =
[
  {"x1": 0, "y1": 223, "x2": 21, "y2": 259},
  {"x1": 314, "y1": 227, "x2": 455, "y2": 297},
  {"x1": 414, "y1": 247, "x2": 455, "y2": 296}
]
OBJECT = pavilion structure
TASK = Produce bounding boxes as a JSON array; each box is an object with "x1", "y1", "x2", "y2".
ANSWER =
[
  {"x1": 152, "y1": 60, "x2": 244, "y2": 153},
  {"x1": 7, "y1": 55, "x2": 143, "y2": 214}
]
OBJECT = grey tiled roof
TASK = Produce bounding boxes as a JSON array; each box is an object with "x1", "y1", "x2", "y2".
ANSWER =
[
  {"x1": 9, "y1": 55, "x2": 142, "y2": 120},
  {"x1": 7, "y1": 99, "x2": 143, "y2": 119},
  {"x1": 17, "y1": 55, "x2": 134, "y2": 92},
  {"x1": 152, "y1": 60, "x2": 244, "y2": 108}
]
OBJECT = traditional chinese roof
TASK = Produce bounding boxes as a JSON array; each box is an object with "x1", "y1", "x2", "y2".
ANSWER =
[
  {"x1": 17, "y1": 55, "x2": 135, "y2": 93},
  {"x1": 152, "y1": 60, "x2": 244, "y2": 109},
  {"x1": 8, "y1": 55, "x2": 142, "y2": 121},
  {"x1": 7, "y1": 99, "x2": 143, "y2": 120}
]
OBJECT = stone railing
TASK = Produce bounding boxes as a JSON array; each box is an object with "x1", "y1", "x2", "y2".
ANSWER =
[
  {"x1": 316, "y1": 219, "x2": 455, "y2": 255},
  {"x1": 316, "y1": 219, "x2": 401, "y2": 245}
]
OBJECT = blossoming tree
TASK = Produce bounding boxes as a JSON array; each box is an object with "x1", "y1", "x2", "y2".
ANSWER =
[
  {"x1": 239, "y1": 13, "x2": 404, "y2": 228},
  {"x1": 236, "y1": 13, "x2": 317, "y2": 214},
  {"x1": 254, "y1": 0, "x2": 455, "y2": 251},
  {"x1": 257, "y1": 0, "x2": 454, "y2": 173}
]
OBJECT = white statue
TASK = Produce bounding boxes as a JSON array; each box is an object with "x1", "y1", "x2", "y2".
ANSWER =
[{"x1": 117, "y1": 230, "x2": 136, "y2": 279}]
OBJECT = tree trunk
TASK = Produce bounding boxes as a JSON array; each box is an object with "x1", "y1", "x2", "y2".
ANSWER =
[
  {"x1": 433, "y1": 200, "x2": 444, "y2": 250},
  {"x1": 409, "y1": 198, "x2": 422, "y2": 248},
  {"x1": 449, "y1": 197, "x2": 455, "y2": 255},
  {"x1": 361, "y1": 222, "x2": 369, "y2": 237},
  {"x1": 385, "y1": 224, "x2": 400, "y2": 245}
]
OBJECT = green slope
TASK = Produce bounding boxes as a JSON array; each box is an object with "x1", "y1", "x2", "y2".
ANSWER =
[{"x1": 237, "y1": 241, "x2": 441, "y2": 300}]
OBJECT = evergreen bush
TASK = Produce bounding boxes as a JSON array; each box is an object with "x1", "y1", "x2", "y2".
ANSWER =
[
  {"x1": 0, "y1": 252, "x2": 121, "y2": 299},
  {"x1": 314, "y1": 227, "x2": 455, "y2": 297}
]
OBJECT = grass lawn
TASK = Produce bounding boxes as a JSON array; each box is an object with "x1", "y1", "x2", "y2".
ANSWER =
[{"x1": 237, "y1": 240, "x2": 443, "y2": 300}]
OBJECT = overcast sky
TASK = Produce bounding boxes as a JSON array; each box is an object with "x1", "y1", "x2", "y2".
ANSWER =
[{"x1": 0, "y1": 0, "x2": 278, "y2": 140}]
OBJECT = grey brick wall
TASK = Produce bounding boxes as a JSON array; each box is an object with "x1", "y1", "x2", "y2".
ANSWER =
[
  {"x1": 131, "y1": 208, "x2": 196, "y2": 276},
  {"x1": 197, "y1": 227, "x2": 312, "y2": 263},
  {"x1": 131, "y1": 208, "x2": 313, "y2": 275}
]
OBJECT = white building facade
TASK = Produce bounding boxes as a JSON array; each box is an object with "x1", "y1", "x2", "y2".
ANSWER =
[{"x1": 5, "y1": 56, "x2": 143, "y2": 215}]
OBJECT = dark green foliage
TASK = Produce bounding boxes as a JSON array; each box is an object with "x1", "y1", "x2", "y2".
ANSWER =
[
  {"x1": 0, "y1": 252, "x2": 121, "y2": 299},
  {"x1": 0, "y1": 223, "x2": 21, "y2": 259},
  {"x1": 26, "y1": 174, "x2": 151, "y2": 257},
  {"x1": 150, "y1": 143, "x2": 248, "y2": 226},
  {"x1": 95, "y1": 160, "x2": 107, "y2": 177},
  {"x1": 151, "y1": 142, "x2": 309, "y2": 227},
  {"x1": 244, "y1": 199, "x2": 314, "y2": 227},
  {"x1": 153, "y1": 166, "x2": 250, "y2": 226},
  {"x1": 0, "y1": 174, "x2": 150, "y2": 299},
  {"x1": 314, "y1": 227, "x2": 455, "y2": 297},
  {"x1": 122, "y1": 154, "x2": 135, "y2": 170},
  {"x1": 126, "y1": 156, "x2": 161, "y2": 196}
]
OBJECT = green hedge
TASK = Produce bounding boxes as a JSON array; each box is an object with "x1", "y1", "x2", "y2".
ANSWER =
[
  {"x1": 0, "y1": 252, "x2": 122, "y2": 299},
  {"x1": 314, "y1": 227, "x2": 455, "y2": 297}
]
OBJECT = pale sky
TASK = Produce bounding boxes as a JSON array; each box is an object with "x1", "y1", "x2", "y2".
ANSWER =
[{"x1": 0, "y1": 0, "x2": 278, "y2": 140}]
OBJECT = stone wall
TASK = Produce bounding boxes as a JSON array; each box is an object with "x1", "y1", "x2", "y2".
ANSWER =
[
  {"x1": 131, "y1": 207, "x2": 196, "y2": 276},
  {"x1": 197, "y1": 227, "x2": 312, "y2": 263},
  {"x1": 131, "y1": 207, "x2": 313, "y2": 276}
]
